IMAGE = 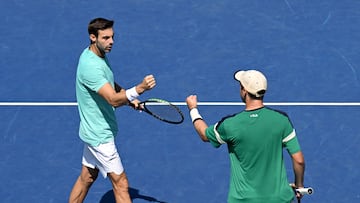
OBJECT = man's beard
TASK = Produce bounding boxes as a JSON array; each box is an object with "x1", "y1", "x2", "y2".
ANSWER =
[{"x1": 241, "y1": 93, "x2": 246, "y2": 103}]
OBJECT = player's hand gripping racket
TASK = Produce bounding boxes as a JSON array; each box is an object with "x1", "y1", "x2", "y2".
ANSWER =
[
  {"x1": 131, "y1": 98, "x2": 184, "y2": 124},
  {"x1": 290, "y1": 184, "x2": 314, "y2": 203}
]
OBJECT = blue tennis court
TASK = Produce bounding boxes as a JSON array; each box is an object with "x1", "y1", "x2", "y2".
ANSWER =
[{"x1": 1, "y1": 1, "x2": 360, "y2": 202}]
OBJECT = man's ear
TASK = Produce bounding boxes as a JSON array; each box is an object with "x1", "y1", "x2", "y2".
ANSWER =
[{"x1": 89, "y1": 34, "x2": 96, "y2": 43}]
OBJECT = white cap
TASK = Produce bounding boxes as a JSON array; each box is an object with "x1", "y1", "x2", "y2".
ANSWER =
[{"x1": 234, "y1": 70, "x2": 267, "y2": 98}]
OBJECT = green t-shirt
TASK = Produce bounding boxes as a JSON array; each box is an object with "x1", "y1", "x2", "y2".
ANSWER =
[
  {"x1": 205, "y1": 107, "x2": 300, "y2": 203},
  {"x1": 76, "y1": 48, "x2": 118, "y2": 146}
]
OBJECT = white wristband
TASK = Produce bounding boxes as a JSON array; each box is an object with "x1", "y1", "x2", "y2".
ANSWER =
[
  {"x1": 125, "y1": 86, "x2": 139, "y2": 101},
  {"x1": 190, "y1": 108, "x2": 203, "y2": 123}
]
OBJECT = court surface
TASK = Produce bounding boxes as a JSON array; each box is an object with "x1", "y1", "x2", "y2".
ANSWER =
[{"x1": 1, "y1": 1, "x2": 360, "y2": 202}]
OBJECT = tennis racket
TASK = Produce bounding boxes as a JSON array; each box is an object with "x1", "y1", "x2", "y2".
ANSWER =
[{"x1": 132, "y1": 98, "x2": 184, "y2": 124}]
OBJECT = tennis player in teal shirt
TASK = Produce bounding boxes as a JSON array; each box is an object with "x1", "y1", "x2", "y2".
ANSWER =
[
  {"x1": 76, "y1": 47, "x2": 118, "y2": 147},
  {"x1": 186, "y1": 70, "x2": 306, "y2": 203},
  {"x1": 69, "y1": 18, "x2": 156, "y2": 203}
]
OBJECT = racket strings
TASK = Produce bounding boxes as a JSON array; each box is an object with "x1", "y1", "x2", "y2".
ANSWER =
[{"x1": 144, "y1": 102, "x2": 183, "y2": 123}]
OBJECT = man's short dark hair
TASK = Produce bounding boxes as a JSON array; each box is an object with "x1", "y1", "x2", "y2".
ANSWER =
[
  {"x1": 88, "y1": 18, "x2": 114, "y2": 38},
  {"x1": 248, "y1": 91, "x2": 265, "y2": 100}
]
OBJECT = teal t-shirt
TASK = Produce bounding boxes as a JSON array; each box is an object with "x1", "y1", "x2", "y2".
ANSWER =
[
  {"x1": 76, "y1": 48, "x2": 118, "y2": 146},
  {"x1": 205, "y1": 107, "x2": 300, "y2": 203}
]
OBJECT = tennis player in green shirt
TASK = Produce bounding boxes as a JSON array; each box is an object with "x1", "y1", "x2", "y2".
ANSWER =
[{"x1": 186, "y1": 70, "x2": 305, "y2": 203}]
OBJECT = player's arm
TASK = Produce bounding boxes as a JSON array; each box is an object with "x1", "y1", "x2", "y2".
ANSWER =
[
  {"x1": 98, "y1": 83, "x2": 129, "y2": 107},
  {"x1": 192, "y1": 119, "x2": 209, "y2": 142},
  {"x1": 291, "y1": 151, "x2": 305, "y2": 188},
  {"x1": 186, "y1": 95, "x2": 209, "y2": 142},
  {"x1": 98, "y1": 75, "x2": 156, "y2": 107}
]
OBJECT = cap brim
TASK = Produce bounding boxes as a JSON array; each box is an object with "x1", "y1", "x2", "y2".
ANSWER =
[{"x1": 234, "y1": 70, "x2": 245, "y2": 82}]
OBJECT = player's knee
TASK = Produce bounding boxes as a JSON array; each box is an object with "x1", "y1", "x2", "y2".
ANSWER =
[{"x1": 111, "y1": 172, "x2": 129, "y2": 188}]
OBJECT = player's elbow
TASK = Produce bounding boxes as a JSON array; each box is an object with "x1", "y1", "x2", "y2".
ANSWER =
[
  {"x1": 199, "y1": 133, "x2": 209, "y2": 142},
  {"x1": 292, "y1": 151, "x2": 305, "y2": 166},
  {"x1": 294, "y1": 159, "x2": 305, "y2": 169}
]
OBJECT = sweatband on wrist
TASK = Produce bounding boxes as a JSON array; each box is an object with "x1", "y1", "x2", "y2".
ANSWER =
[
  {"x1": 125, "y1": 86, "x2": 139, "y2": 101},
  {"x1": 190, "y1": 108, "x2": 203, "y2": 123}
]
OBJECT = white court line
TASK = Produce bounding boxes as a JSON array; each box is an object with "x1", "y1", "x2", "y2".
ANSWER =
[
  {"x1": 0, "y1": 102, "x2": 78, "y2": 106},
  {"x1": 1, "y1": 102, "x2": 360, "y2": 106},
  {"x1": 175, "y1": 102, "x2": 360, "y2": 106}
]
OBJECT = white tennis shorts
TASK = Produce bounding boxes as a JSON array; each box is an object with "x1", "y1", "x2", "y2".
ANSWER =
[{"x1": 82, "y1": 140, "x2": 124, "y2": 178}]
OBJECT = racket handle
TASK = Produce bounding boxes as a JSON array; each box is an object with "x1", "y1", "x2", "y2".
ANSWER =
[{"x1": 295, "y1": 187, "x2": 314, "y2": 195}]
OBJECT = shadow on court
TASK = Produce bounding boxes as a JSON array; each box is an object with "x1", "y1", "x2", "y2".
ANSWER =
[{"x1": 100, "y1": 188, "x2": 168, "y2": 203}]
